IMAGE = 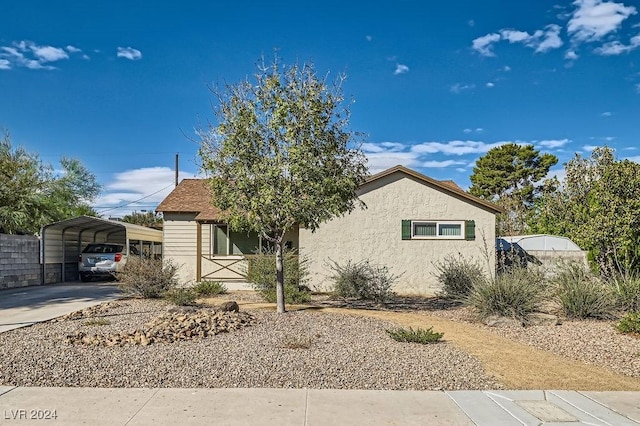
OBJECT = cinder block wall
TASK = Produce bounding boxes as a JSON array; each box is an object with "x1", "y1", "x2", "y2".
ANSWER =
[{"x1": 0, "y1": 234, "x2": 42, "y2": 289}]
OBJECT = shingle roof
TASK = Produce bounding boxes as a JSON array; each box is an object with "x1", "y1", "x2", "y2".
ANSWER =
[
  {"x1": 156, "y1": 179, "x2": 222, "y2": 221},
  {"x1": 156, "y1": 166, "x2": 503, "y2": 220}
]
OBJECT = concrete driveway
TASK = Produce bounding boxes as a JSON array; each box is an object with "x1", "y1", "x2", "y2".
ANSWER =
[{"x1": 0, "y1": 282, "x2": 121, "y2": 333}]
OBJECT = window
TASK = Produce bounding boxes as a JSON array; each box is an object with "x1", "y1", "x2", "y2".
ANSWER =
[
  {"x1": 402, "y1": 220, "x2": 475, "y2": 240},
  {"x1": 210, "y1": 225, "x2": 280, "y2": 256}
]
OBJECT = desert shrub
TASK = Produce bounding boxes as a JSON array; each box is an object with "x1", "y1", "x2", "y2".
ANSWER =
[
  {"x1": 327, "y1": 259, "x2": 398, "y2": 302},
  {"x1": 611, "y1": 274, "x2": 640, "y2": 312},
  {"x1": 465, "y1": 267, "x2": 547, "y2": 323},
  {"x1": 386, "y1": 327, "x2": 444, "y2": 344},
  {"x1": 553, "y1": 262, "x2": 615, "y2": 319},
  {"x1": 165, "y1": 288, "x2": 197, "y2": 306},
  {"x1": 616, "y1": 312, "x2": 640, "y2": 334},
  {"x1": 193, "y1": 280, "x2": 227, "y2": 296},
  {"x1": 434, "y1": 254, "x2": 485, "y2": 300},
  {"x1": 117, "y1": 258, "x2": 179, "y2": 298},
  {"x1": 281, "y1": 333, "x2": 314, "y2": 349},
  {"x1": 246, "y1": 250, "x2": 311, "y2": 304}
]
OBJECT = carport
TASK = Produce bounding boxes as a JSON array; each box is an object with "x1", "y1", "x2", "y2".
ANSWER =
[{"x1": 40, "y1": 216, "x2": 162, "y2": 283}]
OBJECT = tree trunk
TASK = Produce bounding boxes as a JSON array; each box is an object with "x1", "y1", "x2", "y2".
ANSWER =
[{"x1": 275, "y1": 240, "x2": 286, "y2": 313}]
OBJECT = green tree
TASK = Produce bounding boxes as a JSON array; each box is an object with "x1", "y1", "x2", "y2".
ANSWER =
[
  {"x1": 198, "y1": 58, "x2": 368, "y2": 313},
  {"x1": 469, "y1": 143, "x2": 557, "y2": 235},
  {"x1": 530, "y1": 147, "x2": 640, "y2": 274},
  {"x1": 122, "y1": 211, "x2": 163, "y2": 229},
  {"x1": 0, "y1": 131, "x2": 100, "y2": 234}
]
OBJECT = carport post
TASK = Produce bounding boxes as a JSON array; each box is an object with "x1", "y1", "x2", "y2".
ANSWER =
[
  {"x1": 61, "y1": 229, "x2": 66, "y2": 283},
  {"x1": 196, "y1": 222, "x2": 202, "y2": 282},
  {"x1": 40, "y1": 227, "x2": 46, "y2": 285}
]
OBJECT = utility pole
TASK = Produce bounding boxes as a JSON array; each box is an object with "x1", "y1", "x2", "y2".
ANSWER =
[{"x1": 175, "y1": 153, "x2": 179, "y2": 187}]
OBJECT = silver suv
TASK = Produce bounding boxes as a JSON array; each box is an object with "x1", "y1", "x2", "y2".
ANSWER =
[{"x1": 78, "y1": 243, "x2": 127, "y2": 282}]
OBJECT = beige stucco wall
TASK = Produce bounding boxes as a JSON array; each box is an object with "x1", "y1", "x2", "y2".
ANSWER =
[{"x1": 299, "y1": 172, "x2": 497, "y2": 295}]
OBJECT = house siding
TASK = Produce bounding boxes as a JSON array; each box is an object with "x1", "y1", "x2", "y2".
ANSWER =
[
  {"x1": 299, "y1": 172, "x2": 496, "y2": 295},
  {"x1": 163, "y1": 212, "x2": 300, "y2": 284},
  {"x1": 163, "y1": 212, "x2": 201, "y2": 284}
]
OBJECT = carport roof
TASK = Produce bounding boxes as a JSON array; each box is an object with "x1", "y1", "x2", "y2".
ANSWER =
[{"x1": 41, "y1": 216, "x2": 162, "y2": 243}]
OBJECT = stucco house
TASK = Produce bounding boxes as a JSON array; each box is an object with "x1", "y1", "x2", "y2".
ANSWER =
[{"x1": 156, "y1": 165, "x2": 501, "y2": 295}]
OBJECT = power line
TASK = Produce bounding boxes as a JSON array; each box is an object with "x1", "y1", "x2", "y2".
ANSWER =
[{"x1": 96, "y1": 183, "x2": 174, "y2": 215}]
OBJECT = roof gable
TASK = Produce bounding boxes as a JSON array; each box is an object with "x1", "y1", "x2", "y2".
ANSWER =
[
  {"x1": 364, "y1": 165, "x2": 502, "y2": 214},
  {"x1": 156, "y1": 166, "x2": 502, "y2": 219},
  {"x1": 156, "y1": 179, "x2": 221, "y2": 221}
]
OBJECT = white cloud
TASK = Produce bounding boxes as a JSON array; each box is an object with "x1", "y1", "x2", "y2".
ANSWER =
[
  {"x1": 463, "y1": 128, "x2": 473, "y2": 134},
  {"x1": 501, "y1": 29, "x2": 531, "y2": 43},
  {"x1": 450, "y1": 83, "x2": 476, "y2": 93},
  {"x1": 503, "y1": 65, "x2": 511, "y2": 71},
  {"x1": 568, "y1": 0, "x2": 637, "y2": 43},
  {"x1": 393, "y1": 63, "x2": 409, "y2": 75},
  {"x1": 66, "y1": 45, "x2": 81, "y2": 53},
  {"x1": 472, "y1": 33, "x2": 500, "y2": 56},
  {"x1": 94, "y1": 167, "x2": 195, "y2": 217},
  {"x1": 625, "y1": 155, "x2": 640, "y2": 163},
  {"x1": 31, "y1": 45, "x2": 68, "y2": 62},
  {"x1": 0, "y1": 40, "x2": 72, "y2": 70},
  {"x1": 601, "y1": 111, "x2": 612, "y2": 116},
  {"x1": 473, "y1": 25, "x2": 563, "y2": 57},
  {"x1": 583, "y1": 144, "x2": 599, "y2": 151},
  {"x1": 486, "y1": 82, "x2": 495, "y2": 88},
  {"x1": 422, "y1": 160, "x2": 467, "y2": 168},
  {"x1": 594, "y1": 33, "x2": 640, "y2": 54},
  {"x1": 565, "y1": 50, "x2": 580, "y2": 60},
  {"x1": 411, "y1": 140, "x2": 507, "y2": 155},
  {"x1": 117, "y1": 46, "x2": 142, "y2": 60},
  {"x1": 535, "y1": 24, "x2": 564, "y2": 52},
  {"x1": 365, "y1": 35, "x2": 372, "y2": 41},
  {"x1": 538, "y1": 138, "x2": 570, "y2": 148},
  {"x1": 0, "y1": 59, "x2": 10, "y2": 70},
  {"x1": 475, "y1": 128, "x2": 484, "y2": 133},
  {"x1": 365, "y1": 152, "x2": 421, "y2": 173},
  {"x1": 364, "y1": 139, "x2": 567, "y2": 175}
]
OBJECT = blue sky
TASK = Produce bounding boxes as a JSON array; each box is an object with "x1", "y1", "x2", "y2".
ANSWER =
[{"x1": 2, "y1": 0, "x2": 640, "y2": 218}]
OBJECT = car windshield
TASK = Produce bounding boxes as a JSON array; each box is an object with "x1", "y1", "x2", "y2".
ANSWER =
[{"x1": 83, "y1": 244, "x2": 123, "y2": 254}]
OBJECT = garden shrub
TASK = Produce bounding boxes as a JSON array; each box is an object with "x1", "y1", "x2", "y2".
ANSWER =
[
  {"x1": 616, "y1": 312, "x2": 640, "y2": 334},
  {"x1": 117, "y1": 258, "x2": 179, "y2": 298},
  {"x1": 327, "y1": 259, "x2": 398, "y2": 302},
  {"x1": 386, "y1": 327, "x2": 444, "y2": 344},
  {"x1": 165, "y1": 288, "x2": 197, "y2": 306},
  {"x1": 281, "y1": 333, "x2": 314, "y2": 349},
  {"x1": 434, "y1": 254, "x2": 485, "y2": 300},
  {"x1": 465, "y1": 267, "x2": 547, "y2": 323},
  {"x1": 611, "y1": 273, "x2": 640, "y2": 312},
  {"x1": 246, "y1": 250, "x2": 311, "y2": 304},
  {"x1": 553, "y1": 262, "x2": 615, "y2": 319},
  {"x1": 193, "y1": 280, "x2": 227, "y2": 296}
]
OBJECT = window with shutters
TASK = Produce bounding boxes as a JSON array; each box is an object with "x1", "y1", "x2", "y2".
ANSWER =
[{"x1": 402, "y1": 220, "x2": 475, "y2": 240}]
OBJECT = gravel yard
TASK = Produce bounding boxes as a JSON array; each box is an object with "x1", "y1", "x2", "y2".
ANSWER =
[
  {"x1": 428, "y1": 305, "x2": 640, "y2": 379},
  {"x1": 0, "y1": 298, "x2": 500, "y2": 390}
]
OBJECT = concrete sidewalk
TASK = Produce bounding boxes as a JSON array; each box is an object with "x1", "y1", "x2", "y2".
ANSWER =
[{"x1": 0, "y1": 387, "x2": 638, "y2": 425}]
